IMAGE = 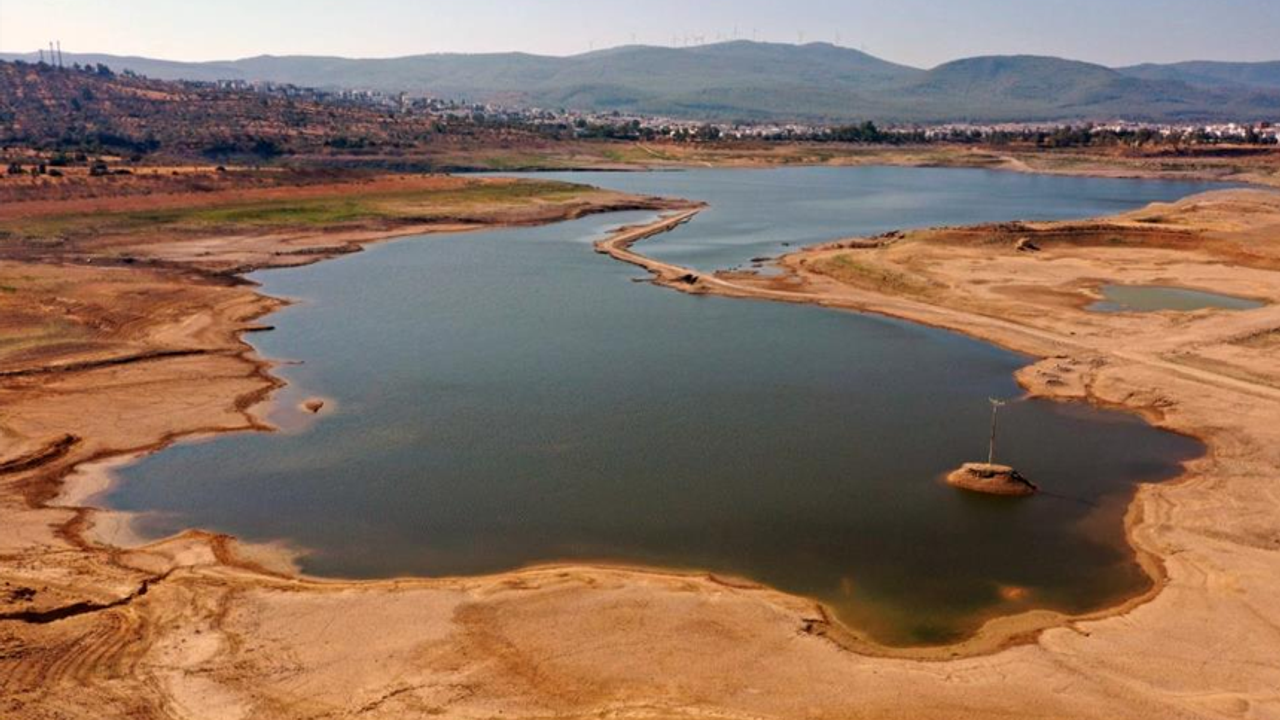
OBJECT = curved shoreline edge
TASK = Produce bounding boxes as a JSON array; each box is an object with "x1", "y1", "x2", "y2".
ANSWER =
[
  {"x1": 593, "y1": 194, "x2": 1280, "y2": 661},
  {"x1": 591, "y1": 207, "x2": 1184, "y2": 657},
  {"x1": 27, "y1": 204, "x2": 1093, "y2": 660},
  {"x1": 4, "y1": 182, "x2": 1280, "y2": 717},
  {"x1": 50, "y1": 205, "x2": 1213, "y2": 657}
]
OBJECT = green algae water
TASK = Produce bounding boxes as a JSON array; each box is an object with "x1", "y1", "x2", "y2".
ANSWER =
[
  {"x1": 1090, "y1": 284, "x2": 1265, "y2": 313},
  {"x1": 107, "y1": 167, "x2": 1215, "y2": 645}
]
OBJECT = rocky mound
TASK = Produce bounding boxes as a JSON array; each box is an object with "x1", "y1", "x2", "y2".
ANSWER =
[{"x1": 945, "y1": 462, "x2": 1038, "y2": 497}]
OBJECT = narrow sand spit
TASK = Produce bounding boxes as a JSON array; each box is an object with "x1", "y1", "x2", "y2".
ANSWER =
[{"x1": 3, "y1": 188, "x2": 1280, "y2": 718}]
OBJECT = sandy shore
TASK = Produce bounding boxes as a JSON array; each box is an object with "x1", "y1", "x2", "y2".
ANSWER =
[
  {"x1": 593, "y1": 189, "x2": 1280, "y2": 709},
  {"x1": 3, "y1": 177, "x2": 1280, "y2": 717}
]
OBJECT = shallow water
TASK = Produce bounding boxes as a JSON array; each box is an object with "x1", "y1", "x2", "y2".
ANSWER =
[
  {"x1": 107, "y1": 167, "x2": 1216, "y2": 645},
  {"x1": 513, "y1": 167, "x2": 1230, "y2": 273},
  {"x1": 1090, "y1": 284, "x2": 1265, "y2": 313}
]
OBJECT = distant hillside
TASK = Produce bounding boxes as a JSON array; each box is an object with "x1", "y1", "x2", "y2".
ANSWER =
[
  {"x1": 0, "y1": 61, "x2": 552, "y2": 162},
  {"x1": 897, "y1": 56, "x2": 1280, "y2": 122},
  {"x1": 5, "y1": 42, "x2": 1280, "y2": 123},
  {"x1": 0, "y1": 43, "x2": 915, "y2": 108},
  {"x1": 1119, "y1": 61, "x2": 1280, "y2": 92}
]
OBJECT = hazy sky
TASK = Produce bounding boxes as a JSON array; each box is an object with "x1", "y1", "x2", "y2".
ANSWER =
[{"x1": 3, "y1": 0, "x2": 1279, "y2": 68}]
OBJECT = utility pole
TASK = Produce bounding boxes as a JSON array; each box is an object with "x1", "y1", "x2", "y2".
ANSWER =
[{"x1": 987, "y1": 398, "x2": 1006, "y2": 465}]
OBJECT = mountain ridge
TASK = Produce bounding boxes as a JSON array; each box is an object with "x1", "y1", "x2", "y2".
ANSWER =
[{"x1": 4, "y1": 42, "x2": 1279, "y2": 123}]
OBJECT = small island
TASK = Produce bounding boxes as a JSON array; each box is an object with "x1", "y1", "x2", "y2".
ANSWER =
[
  {"x1": 946, "y1": 462, "x2": 1038, "y2": 497},
  {"x1": 945, "y1": 398, "x2": 1037, "y2": 497}
]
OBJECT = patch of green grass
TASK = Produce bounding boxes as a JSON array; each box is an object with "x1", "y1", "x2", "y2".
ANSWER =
[
  {"x1": 817, "y1": 253, "x2": 930, "y2": 295},
  {"x1": 597, "y1": 146, "x2": 677, "y2": 164},
  {"x1": 0, "y1": 179, "x2": 596, "y2": 240},
  {"x1": 479, "y1": 153, "x2": 581, "y2": 170},
  {"x1": 188, "y1": 199, "x2": 375, "y2": 226},
  {"x1": 408, "y1": 180, "x2": 587, "y2": 206}
]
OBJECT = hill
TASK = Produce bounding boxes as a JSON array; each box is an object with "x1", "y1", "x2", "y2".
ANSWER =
[
  {"x1": 2, "y1": 42, "x2": 919, "y2": 120},
  {"x1": 4, "y1": 43, "x2": 1280, "y2": 122},
  {"x1": 0, "y1": 61, "x2": 557, "y2": 163},
  {"x1": 897, "y1": 55, "x2": 1280, "y2": 122},
  {"x1": 1118, "y1": 61, "x2": 1280, "y2": 92}
]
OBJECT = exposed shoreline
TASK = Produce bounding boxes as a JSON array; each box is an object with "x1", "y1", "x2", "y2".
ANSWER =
[
  {"x1": 599, "y1": 188, "x2": 1280, "y2": 657},
  {"x1": 25, "y1": 200, "x2": 1250, "y2": 651},
  {"x1": 4, "y1": 175, "x2": 1280, "y2": 718},
  {"x1": 593, "y1": 209, "x2": 1186, "y2": 656},
  {"x1": 463, "y1": 142, "x2": 1280, "y2": 190}
]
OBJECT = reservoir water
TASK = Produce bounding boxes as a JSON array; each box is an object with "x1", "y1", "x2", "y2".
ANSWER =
[{"x1": 107, "y1": 168, "x2": 1217, "y2": 644}]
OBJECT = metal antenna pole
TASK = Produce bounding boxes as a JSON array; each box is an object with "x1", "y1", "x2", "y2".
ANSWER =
[{"x1": 988, "y1": 398, "x2": 1006, "y2": 465}]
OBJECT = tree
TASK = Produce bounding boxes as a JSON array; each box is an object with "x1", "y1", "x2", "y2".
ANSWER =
[
  {"x1": 251, "y1": 138, "x2": 283, "y2": 159},
  {"x1": 694, "y1": 124, "x2": 721, "y2": 142}
]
